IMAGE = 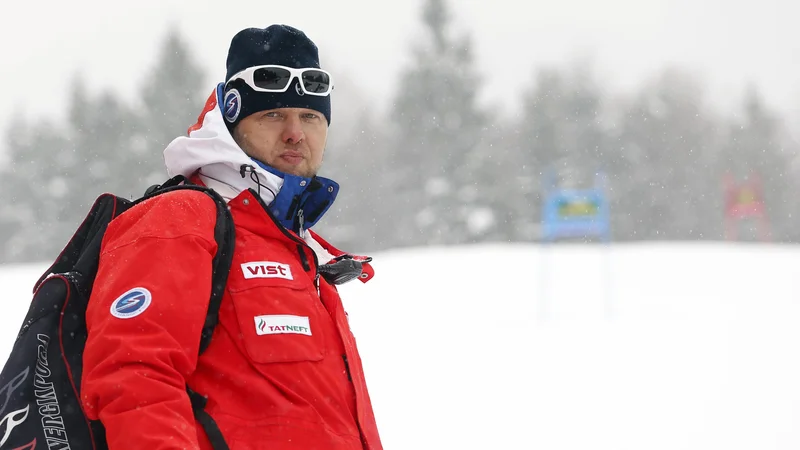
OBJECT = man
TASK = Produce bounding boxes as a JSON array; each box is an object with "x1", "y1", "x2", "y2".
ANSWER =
[{"x1": 80, "y1": 25, "x2": 383, "y2": 450}]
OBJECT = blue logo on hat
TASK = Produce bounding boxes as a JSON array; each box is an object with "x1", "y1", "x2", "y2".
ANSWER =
[
  {"x1": 224, "y1": 89, "x2": 241, "y2": 123},
  {"x1": 110, "y1": 287, "x2": 152, "y2": 319}
]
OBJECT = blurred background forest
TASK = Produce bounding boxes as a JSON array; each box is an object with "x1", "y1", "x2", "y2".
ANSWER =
[{"x1": 1, "y1": 0, "x2": 797, "y2": 263}]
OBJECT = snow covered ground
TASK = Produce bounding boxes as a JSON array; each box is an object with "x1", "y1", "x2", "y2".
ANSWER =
[{"x1": 2, "y1": 242, "x2": 799, "y2": 449}]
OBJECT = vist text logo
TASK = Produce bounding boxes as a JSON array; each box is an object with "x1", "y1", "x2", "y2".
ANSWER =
[
  {"x1": 254, "y1": 315, "x2": 312, "y2": 336},
  {"x1": 242, "y1": 261, "x2": 293, "y2": 280}
]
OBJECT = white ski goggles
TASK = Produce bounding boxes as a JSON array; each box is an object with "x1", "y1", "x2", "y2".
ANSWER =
[{"x1": 226, "y1": 65, "x2": 334, "y2": 96}]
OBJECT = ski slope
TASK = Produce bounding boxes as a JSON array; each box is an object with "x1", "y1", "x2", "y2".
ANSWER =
[{"x1": 1, "y1": 243, "x2": 798, "y2": 449}]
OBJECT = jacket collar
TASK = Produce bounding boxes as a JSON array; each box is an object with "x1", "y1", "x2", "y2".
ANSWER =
[{"x1": 163, "y1": 83, "x2": 338, "y2": 233}]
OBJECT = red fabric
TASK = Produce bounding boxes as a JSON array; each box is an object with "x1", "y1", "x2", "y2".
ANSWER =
[
  {"x1": 189, "y1": 91, "x2": 218, "y2": 134},
  {"x1": 82, "y1": 188, "x2": 382, "y2": 450}
]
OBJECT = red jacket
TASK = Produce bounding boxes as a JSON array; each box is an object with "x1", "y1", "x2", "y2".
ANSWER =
[{"x1": 81, "y1": 185, "x2": 382, "y2": 450}]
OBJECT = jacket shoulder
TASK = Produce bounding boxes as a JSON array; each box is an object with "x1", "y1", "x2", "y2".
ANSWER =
[{"x1": 104, "y1": 188, "x2": 220, "y2": 250}]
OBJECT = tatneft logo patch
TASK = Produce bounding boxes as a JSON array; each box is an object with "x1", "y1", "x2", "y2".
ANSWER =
[
  {"x1": 254, "y1": 315, "x2": 312, "y2": 336},
  {"x1": 242, "y1": 261, "x2": 293, "y2": 280}
]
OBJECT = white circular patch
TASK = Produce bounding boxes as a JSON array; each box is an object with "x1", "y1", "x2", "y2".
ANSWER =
[
  {"x1": 110, "y1": 287, "x2": 152, "y2": 319},
  {"x1": 223, "y1": 89, "x2": 241, "y2": 123}
]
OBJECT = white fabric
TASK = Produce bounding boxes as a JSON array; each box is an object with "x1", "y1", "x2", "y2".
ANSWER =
[
  {"x1": 163, "y1": 100, "x2": 283, "y2": 205},
  {"x1": 304, "y1": 233, "x2": 336, "y2": 264}
]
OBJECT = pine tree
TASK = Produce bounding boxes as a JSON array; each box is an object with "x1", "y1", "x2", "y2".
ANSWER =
[
  {"x1": 316, "y1": 107, "x2": 390, "y2": 252},
  {"x1": 386, "y1": 0, "x2": 488, "y2": 247},
  {"x1": 137, "y1": 29, "x2": 208, "y2": 190},
  {"x1": 614, "y1": 69, "x2": 721, "y2": 240},
  {"x1": 512, "y1": 65, "x2": 609, "y2": 241},
  {"x1": 723, "y1": 87, "x2": 798, "y2": 241},
  {"x1": 65, "y1": 78, "x2": 143, "y2": 202},
  {"x1": 0, "y1": 28, "x2": 208, "y2": 263},
  {"x1": 0, "y1": 115, "x2": 74, "y2": 262}
]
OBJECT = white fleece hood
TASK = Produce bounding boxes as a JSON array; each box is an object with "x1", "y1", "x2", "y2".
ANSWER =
[{"x1": 163, "y1": 87, "x2": 283, "y2": 205}]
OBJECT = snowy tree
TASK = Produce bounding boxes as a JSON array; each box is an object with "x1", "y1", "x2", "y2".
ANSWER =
[
  {"x1": 723, "y1": 88, "x2": 799, "y2": 241},
  {"x1": 613, "y1": 69, "x2": 722, "y2": 240},
  {"x1": 384, "y1": 0, "x2": 489, "y2": 247},
  {"x1": 0, "y1": 116, "x2": 72, "y2": 262},
  {"x1": 0, "y1": 28, "x2": 207, "y2": 263},
  {"x1": 138, "y1": 29, "x2": 207, "y2": 190},
  {"x1": 510, "y1": 64, "x2": 610, "y2": 240},
  {"x1": 316, "y1": 105, "x2": 391, "y2": 252}
]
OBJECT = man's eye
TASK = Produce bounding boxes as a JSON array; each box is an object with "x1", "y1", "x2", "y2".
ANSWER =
[
  {"x1": 263, "y1": 112, "x2": 280, "y2": 118},
  {"x1": 303, "y1": 113, "x2": 319, "y2": 120}
]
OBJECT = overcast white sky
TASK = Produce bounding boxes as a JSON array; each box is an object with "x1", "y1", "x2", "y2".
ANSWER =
[{"x1": 1, "y1": 0, "x2": 798, "y2": 143}]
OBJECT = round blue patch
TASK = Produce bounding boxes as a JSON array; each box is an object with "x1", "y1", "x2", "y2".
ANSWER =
[
  {"x1": 110, "y1": 288, "x2": 152, "y2": 319},
  {"x1": 223, "y1": 89, "x2": 241, "y2": 123}
]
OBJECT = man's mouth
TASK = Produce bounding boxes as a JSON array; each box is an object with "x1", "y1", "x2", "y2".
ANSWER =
[{"x1": 280, "y1": 153, "x2": 304, "y2": 165}]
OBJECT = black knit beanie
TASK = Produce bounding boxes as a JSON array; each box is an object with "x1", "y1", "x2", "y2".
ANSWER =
[{"x1": 222, "y1": 25, "x2": 331, "y2": 129}]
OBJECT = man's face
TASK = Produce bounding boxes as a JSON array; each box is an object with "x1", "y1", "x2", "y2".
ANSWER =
[{"x1": 232, "y1": 107, "x2": 328, "y2": 178}]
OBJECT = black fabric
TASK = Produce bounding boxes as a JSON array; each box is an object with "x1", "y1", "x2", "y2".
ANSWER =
[
  {"x1": 223, "y1": 24, "x2": 331, "y2": 128},
  {"x1": 226, "y1": 25, "x2": 322, "y2": 85},
  {"x1": 0, "y1": 178, "x2": 234, "y2": 450},
  {"x1": 187, "y1": 388, "x2": 231, "y2": 450},
  {"x1": 143, "y1": 174, "x2": 188, "y2": 196},
  {"x1": 319, "y1": 257, "x2": 363, "y2": 285},
  {"x1": 197, "y1": 186, "x2": 235, "y2": 353}
]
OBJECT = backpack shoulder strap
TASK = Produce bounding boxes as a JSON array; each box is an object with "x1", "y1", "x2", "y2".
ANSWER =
[
  {"x1": 140, "y1": 181, "x2": 235, "y2": 354},
  {"x1": 196, "y1": 186, "x2": 235, "y2": 354},
  {"x1": 144, "y1": 174, "x2": 188, "y2": 196},
  {"x1": 142, "y1": 181, "x2": 235, "y2": 450}
]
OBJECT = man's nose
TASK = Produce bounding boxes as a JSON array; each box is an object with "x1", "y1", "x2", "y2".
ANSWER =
[{"x1": 282, "y1": 115, "x2": 305, "y2": 144}]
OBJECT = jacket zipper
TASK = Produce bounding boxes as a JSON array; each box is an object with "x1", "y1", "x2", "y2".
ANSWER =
[
  {"x1": 297, "y1": 208, "x2": 306, "y2": 239},
  {"x1": 342, "y1": 354, "x2": 353, "y2": 382},
  {"x1": 267, "y1": 196, "x2": 352, "y2": 392},
  {"x1": 296, "y1": 243, "x2": 311, "y2": 272},
  {"x1": 250, "y1": 189, "x2": 358, "y2": 437}
]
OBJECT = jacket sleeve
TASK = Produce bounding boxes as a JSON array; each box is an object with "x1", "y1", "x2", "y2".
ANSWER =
[{"x1": 81, "y1": 191, "x2": 219, "y2": 450}]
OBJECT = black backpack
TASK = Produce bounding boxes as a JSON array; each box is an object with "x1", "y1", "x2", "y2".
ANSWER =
[{"x1": 0, "y1": 176, "x2": 235, "y2": 450}]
